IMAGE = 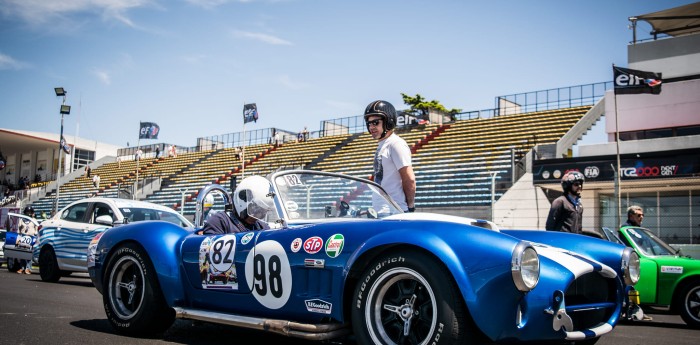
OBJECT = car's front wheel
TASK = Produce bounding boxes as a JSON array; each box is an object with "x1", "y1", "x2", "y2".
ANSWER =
[
  {"x1": 677, "y1": 280, "x2": 700, "y2": 329},
  {"x1": 352, "y1": 250, "x2": 472, "y2": 345},
  {"x1": 103, "y1": 243, "x2": 174, "y2": 336},
  {"x1": 39, "y1": 247, "x2": 62, "y2": 282}
]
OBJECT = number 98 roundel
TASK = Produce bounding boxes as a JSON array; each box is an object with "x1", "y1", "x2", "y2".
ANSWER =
[{"x1": 244, "y1": 240, "x2": 292, "y2": 309}]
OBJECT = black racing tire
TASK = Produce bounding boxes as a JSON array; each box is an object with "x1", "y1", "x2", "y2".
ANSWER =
[
  {"x1": 352, "y1": 250, "x2": 471, "y2": 345},
  {"x1": 677, "y1": 281, "x2": 700, "y2": 329},
  {"x1": 103, "y1": 243, "x2": 174, "y2": 336},
  {"x1": 7, "y1": 258, "x2": 19, "y2": 272},
  {"x1": 39, "y1": 247, "x2": 62, "y2": 282}
]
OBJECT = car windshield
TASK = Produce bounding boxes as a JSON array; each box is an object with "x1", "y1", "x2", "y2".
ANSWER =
[
  {"x1": 119, "y1": 207, "x2": 194, "y2": 228},
  {"x1": 625, "y1": 227, "x2": 678, "y2": 256},
  {"x1": 272, "y1": 171, "x2": 403, "y2": 222}
]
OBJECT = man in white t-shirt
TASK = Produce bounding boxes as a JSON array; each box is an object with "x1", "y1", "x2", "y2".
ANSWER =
[{"x1": 364, "y1": 100, "x2": 416, "y2": 213}]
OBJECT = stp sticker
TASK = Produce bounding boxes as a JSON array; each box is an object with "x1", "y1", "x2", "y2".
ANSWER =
[
  {"x1": 291, "y1": 238, "x2": 302, "y2": 253},
  {"x1": 304, "y1": 236, "x2": 323, "y2": 254},
  {"x1": 325, "y1": 234, "x2": 345, "y2": 258}
]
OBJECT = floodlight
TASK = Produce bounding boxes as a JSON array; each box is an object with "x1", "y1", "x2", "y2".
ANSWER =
[
  {"x1": 54, "y1": 87, "x2": 66, "y2": 97},
  {"x1": 60, "y1": 105, "x2": 71, "y2": 115}
]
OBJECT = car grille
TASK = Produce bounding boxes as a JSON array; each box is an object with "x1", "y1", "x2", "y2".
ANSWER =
[{"x1": 565, "y1": 272, "x2": 617, "y2": 330}]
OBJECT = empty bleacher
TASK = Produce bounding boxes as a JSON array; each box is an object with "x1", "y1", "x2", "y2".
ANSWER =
[{"x1": 27, "y1": 105, "x2": 590, "y2": 219}]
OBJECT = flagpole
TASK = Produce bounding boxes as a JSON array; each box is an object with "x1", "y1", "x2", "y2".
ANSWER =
[
  {"x1": 614, "y1": 92, "x2": 622, "y2": 228},
  {"x1": 242, "y1": 102, "x2": 246, "y2": 178},
  {"x1": 135, "y1": 135, "x2": 141, "y2": 200}
]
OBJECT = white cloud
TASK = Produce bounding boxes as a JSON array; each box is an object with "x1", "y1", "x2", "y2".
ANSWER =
[
  {"x1": 232, "y1": 30, "x2": 293, "y2": 45},
  {"x1": 0, "y1": 0, "x2": 155, "y2": 29},
  {"x1": 0, "y1": 53, "x2": 29, "y2": 70},
  {"x1": 91, "y1": 68, "x2": 112, "y2": 85}
]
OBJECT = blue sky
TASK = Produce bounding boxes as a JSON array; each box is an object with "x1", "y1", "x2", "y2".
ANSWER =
[{"x1": 0, "y1": 0, "x2": 694, "y2": 148}]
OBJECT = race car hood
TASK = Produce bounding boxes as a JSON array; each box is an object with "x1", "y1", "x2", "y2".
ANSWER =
[{"x1": 384, "y1": 212, "x2": 500, "y2": 230}]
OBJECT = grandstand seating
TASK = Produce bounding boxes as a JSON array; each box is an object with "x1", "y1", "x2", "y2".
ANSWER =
[{"x1": 27, "y1": 105, "x2": 590, "y2": 218}]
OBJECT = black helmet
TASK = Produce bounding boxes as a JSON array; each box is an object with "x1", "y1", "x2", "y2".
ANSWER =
[
  {"x1": 364, "y1": 100, "x2": 397, "y2": 134},
  {"x1": 23, "y1": 206, "x2": 35, "y2": 216},
  {"x1": 561, "y1": 171, "x2": 584, "y2": 192}
]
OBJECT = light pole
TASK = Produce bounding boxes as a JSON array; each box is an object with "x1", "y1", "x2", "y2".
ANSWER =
[{"x1": 54, "y1": 87, "x2": 70, "y2": 213}]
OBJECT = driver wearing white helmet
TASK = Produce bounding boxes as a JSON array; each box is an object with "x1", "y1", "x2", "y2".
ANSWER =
[{"x1": 201, "y1": 175, "x2": 275, "y2": 235}]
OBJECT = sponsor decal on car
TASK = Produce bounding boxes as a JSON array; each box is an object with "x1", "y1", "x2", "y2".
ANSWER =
[
  {"x1": 291, "y1": 238, "x2": 302, "y2": 253},
  {"x1": 241, "y1": 232, "x2": 255, "y2": 245},
  {"x1": 305, "y1": 299, "x2": 332, "y2": 314},
  {"x1": 304, "y1": 258, "x2": 324, "y2": 268},
  {"x1": 660, "y1": 266, "x2": 683, "y2": 274},
  {"x1": 303, "y1": 236, "x2": 323, "y2": 254},
  {"x1": 325, "y1": 234, "x2": 344, "y2": 258}
]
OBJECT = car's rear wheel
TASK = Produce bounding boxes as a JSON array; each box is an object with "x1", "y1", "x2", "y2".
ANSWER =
[
  {"x1": 677, "y1": 281, "x2": 700, "y2": 329},
  {"x1": 7, "y1": 258, "x2": 19, "y2": 272},
  {"x1": 103, "y1": 243, "x2": 174, "y2": 336},
  {"x1": 39, "y1": 247, "x2": 62, "y2": 282},
  {"x1": 352, "y1": 250, "x2": 472, "y2": 345}
]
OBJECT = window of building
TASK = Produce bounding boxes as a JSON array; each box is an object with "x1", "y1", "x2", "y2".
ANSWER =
[{"x1": 72, "y1": 149, "x2": 95, "y2": 171}]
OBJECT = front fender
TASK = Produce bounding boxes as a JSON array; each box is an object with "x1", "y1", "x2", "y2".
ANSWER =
[
  {"x1": 345, "y1": 220, "x2": 524, "y2": 339},
  {"x1": 96, "y1": 221, "x2": 191, "y2": 305}
]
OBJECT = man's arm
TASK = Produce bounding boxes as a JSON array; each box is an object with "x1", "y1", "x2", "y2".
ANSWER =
[
  {"x1": 545, "y1": 198, "x2": 561, "y2": 230},
  {"x1": 398, "y1": 165, "x2": 416, "y2": 211}
]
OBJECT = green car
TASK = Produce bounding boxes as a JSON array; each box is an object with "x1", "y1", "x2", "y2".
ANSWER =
[{"x1": 609, "y1": 226, "x2": 700, "y2": 328}]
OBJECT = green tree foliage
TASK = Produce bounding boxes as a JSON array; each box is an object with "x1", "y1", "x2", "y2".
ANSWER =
[{"x1": 400, "y1": 93, "x2": 462, "y2": 119}]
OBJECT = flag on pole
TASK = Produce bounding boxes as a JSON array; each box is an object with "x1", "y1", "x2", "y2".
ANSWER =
[
  {"x1": 613, "y1": 66, "x2": 662, "y2": 95},
  {"x1": 60, "y1": 136, "x2": 71, "y2": 154},
  {"x1": 243, "y1": 103, "x2": 259, "y2": 123},
  {"x1": 139, "y1": 122, "x2": 160, "y2": 139}
]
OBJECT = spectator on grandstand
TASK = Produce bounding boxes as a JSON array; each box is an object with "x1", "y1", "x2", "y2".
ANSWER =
[
  {"x1": 301, "y1": 126, "x2": 309, "y2": 142},
  {"x1": 92, "y1": 174, "x2": 101, "y2": 189},
  {"x1": 274, "y1": 131, "x2": 281, "y2": 147},
  {"x1": 199, "y1": 176, "x2": 273, "y2": 235},
  {"x1": 624, "y1": 205, "x2": 644, "y2": 227},
  {"x1": 364, "y1": 100, "x2": 416, "y2": 213},
  {"x1": 234, "y1": 146, "x2": 242, "y2": 160},
  {"x1": 545, "y1": 171, "x2": 584, "y2": 233},
  {"x1": 156, "y1": 145, "x2": 161, "y2": 158},
  {"x1": 85, "y1": 165, "x2": 91, "y2": 178},
  {"x1": 136, "y1": 148, "x2": 143, "y2": 161}
]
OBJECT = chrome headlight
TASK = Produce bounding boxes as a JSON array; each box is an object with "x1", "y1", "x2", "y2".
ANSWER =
[
  {"x1": 622, "y1": 247, "x2": 640, "y2": 285},
  {"x1": 512, "y1": 241, "x2": 540, "y2": 292}
]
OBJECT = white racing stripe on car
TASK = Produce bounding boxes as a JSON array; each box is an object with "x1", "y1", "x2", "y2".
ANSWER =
[
  {"x1": 565, "y1": 323, "x2": 613, "y2": 340},
  {"x1": 534, "y1": 244, "x2": 615, "y2": 279}
]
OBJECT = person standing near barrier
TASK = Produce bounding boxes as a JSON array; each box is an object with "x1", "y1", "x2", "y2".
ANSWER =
[
  {"x1": 624, "y1": 205, "x2": 644, "y2": 227},
  {"x1": 546, "y1": 171, "x2": 584, "y2": 233},
  {"x1": 364, "y1": 100, "x2": 416, "y2": 213},
  {"x1": 17, "y1": 206, "x2": 37, "y2": 274}
]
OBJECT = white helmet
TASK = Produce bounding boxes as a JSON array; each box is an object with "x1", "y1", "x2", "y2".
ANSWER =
[
  {"x1": 233, "y1": 175, "x2": 275, "y2": 220},
  {"x1": 203, "y1": 194, "x2": 214, "y2": 208}
]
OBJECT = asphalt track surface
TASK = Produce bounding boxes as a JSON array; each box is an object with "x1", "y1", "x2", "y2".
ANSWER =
[{"x1": 0, "y1": 268, "x2": 698, "y2": 345}]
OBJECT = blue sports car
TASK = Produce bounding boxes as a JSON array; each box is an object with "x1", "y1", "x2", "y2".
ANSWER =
[{"x1": 87, "y1": 170, "x2": 639, "y2": 344}]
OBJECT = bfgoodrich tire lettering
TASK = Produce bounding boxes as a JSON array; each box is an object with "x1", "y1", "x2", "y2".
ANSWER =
[
  {"x1": 352, "y1": 250, "x2": 470, "y2": 345},
  {"x1": 103, "y1": 243, "x2": 174, "y2": 336}
]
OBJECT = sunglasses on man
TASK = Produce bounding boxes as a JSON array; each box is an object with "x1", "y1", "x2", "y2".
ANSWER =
[{"x1": 366, "y1": 119, "x2": 382, "y2": 127}]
